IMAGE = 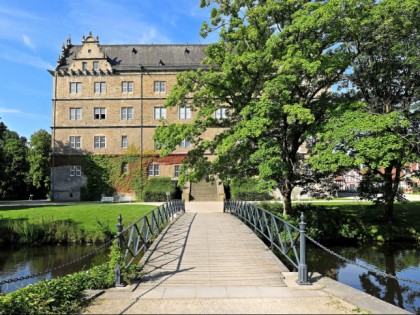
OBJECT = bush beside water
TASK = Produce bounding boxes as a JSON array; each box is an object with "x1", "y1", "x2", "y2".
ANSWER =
[{"x1": 0, "y1": 243, "x2": 138, "y2": 315}]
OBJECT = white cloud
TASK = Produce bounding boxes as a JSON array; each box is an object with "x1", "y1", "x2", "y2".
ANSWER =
[
  {"x1": 0, "y1": 107, "x2": 21, "y2": 114},
  {"x1": 22, "y1": 34, "x2": 35, "y2": 50},
  {"x1": 0, "y1": 44, "x2": 54, "y2": 70}
]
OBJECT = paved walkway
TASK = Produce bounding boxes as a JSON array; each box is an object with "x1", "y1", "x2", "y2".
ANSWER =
[{"x1": 83, "y1": 202, "x2": 410, "y2": 314}]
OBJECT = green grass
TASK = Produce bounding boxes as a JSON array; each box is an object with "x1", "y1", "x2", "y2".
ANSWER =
[{"x1": 0, "y1": 203, "x2": 157, "y2": 234}]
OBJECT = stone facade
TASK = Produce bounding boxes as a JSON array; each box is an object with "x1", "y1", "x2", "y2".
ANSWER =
[{"x1": 50, "y1": 32, "x2": 218, "y2": 201}]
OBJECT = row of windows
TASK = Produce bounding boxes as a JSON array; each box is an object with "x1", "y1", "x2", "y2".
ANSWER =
[
  {"x1": 68, "y1": 107, "x2": 227, "y2": 120},
  {"x1": 70, "y1": 164, "x2": 180, "y2": 177},
  {"x1": 68, "y1": 135, "x2": 190, "y2": 149},
  {"x1": 70, "y1": 81, "x2": 166, "y2": 94}
]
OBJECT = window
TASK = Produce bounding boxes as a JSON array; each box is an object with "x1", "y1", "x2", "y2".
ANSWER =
[
  {"x1": 154, "y1": 107, "x2": 166, "y2": 119},
  {"x1": 69, "y1": 136, "x2": 81, "y2": 149},
  {"x1": 121, "y1": 135, "x2": 128, "y2": 148},
  {"x1": 122, "y1": 81, "x2": 133, "y2": 93},
  {"x1": 174, "y1": 165, "x2": 180, "y2": 177},
  {"x1": 70, "y1": 108, "x2": 82, "y2": 120},
  {"x1": 121, "y1": 107, "x2": 133, "y2": 120},
  {"x1": 70, "y1": 165, "x2": 82, "y2": 177},
  {"x1": 179, "y1": 138, "x2": 191, "y2": 148},
  {"x1": 94, "y1": 136, "x2": 106, "y2": 149},
  {"x1": 154, "y1": 81, "x2": 166, "y2": 93},
  {"x1": 148, "y1": 163, "x2": 160, "y2": 176},
  {"x1": 94, "y1": 107, "x2": 106, "y2": 120},
  {"x1": 179, "y1": 107, "x2": 191, "y2": 119},
  {"x1": 122, "y1": 162, "x2": 128, "y2": 174},
  {"x1": 82, "y1": 62, "x2": 87, "y2": 71},
  {"x1": 70, "y1": 82, "x2": 82, "y2": 94},
  {"x1": 93, "y1": 61, "x2": 99, "y2": 71},
  {"x1": 215, "y1": 108, "x2": 227, "y2": 119},
  {"x1": 94, "y1": 82, "x2": 106, "y2": 94}
]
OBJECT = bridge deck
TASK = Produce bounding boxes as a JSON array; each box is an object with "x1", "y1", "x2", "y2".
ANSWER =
[{"x1": 84, "y1": 202, "x2": 409, "y2": 314}]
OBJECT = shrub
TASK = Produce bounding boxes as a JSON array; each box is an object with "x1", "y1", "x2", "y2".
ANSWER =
[
  {"x1": 143, "y1": 177, "x2": 176, "y2": 202},
  {"x1": 230, "y1": 178, "x2": 273, "y2": 201}
]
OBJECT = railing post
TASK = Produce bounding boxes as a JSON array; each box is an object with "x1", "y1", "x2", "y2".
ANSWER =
[
  {"x1": 297, "y1": 212, "x2": 311, "y2": 285},
  {"x1": 115, "y1": 214, "x2": 124, "y2": 287}
]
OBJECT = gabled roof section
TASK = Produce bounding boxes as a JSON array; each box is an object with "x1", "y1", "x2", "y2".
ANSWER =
[{"x1": 52, "y1": 32, "x2": 207, "y2": 74}]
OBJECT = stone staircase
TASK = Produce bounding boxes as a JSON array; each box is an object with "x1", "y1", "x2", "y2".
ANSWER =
[{"x1": 190, "y1": 179, "x2": 219, "y2": 201}]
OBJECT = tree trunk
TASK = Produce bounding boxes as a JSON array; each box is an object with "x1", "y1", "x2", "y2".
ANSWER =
[
  {"x1": 281, "y1": 181, "x2": 293, "y2": 216},
  {"x1": 383, "y1": 167, "x2": 395, "y2": 224}
]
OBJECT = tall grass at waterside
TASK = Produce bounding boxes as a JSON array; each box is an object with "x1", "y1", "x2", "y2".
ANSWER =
[{"x1": 4, "y1": 216, "x2": 112, "y2": 245}]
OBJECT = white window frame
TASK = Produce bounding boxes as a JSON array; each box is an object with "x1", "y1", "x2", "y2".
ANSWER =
[
  {"x1": 94, "y1": 82, "x2": 106, "y2": 94},
  {"x1": 148, "y1": 163, "x2": 160, "y2": 176},
  {"x1": 94, "y1": 107, "x2": 106, "y2": 120},
  {"x1": 82, "y1": 62, "x2": 87, "y2": 71},
  {"x1": 121, "y1": 135, "x2": 128, "y2": 148},
  {"x1": 70, "y1": 165, "x2": 82, "y2": 177},
  {"x1": 179, "y1": 107, "x2": 191, "y2": 119},
  {"x1": 70, "y1": 108, "x2": 82, "y2": 120},
  {"x1": 121, "y1": 107, "x2": 133, "y2": 120},
  {"x1": 122, "y1": 81, "x2": 133, "y2": 93},
  {"x1": 174, "y1": 165, "x2": 180, "y2": 177},
  {"x1": 154, "y1": 81, "x2": 166, "y2": 93},
  {"x1": 94, "y1": 136, "x2": 106, "y2": 149},
  {"x1": 179, "y1": 138, "x2": 191, "y2": 148},
  {"x1": 93, "y1": 61, "x2": 99, "y2": 71},
  {"x1": 69, "y1": 136, "x2": 81, "y2": 149},
  {"x1": 70, "y1": 82, "x2": 82, "y2": 94},
  {"x1": 154, "y1": 107, "x2": 166, "y2": 119},
  {"x1": 215, "y1": 108, "x2": 227, "y2": 120}
]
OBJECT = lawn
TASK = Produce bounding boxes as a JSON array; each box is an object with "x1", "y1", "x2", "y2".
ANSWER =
[{"x1": 0, "y1": 203, "x2": 158, "y2": 234}]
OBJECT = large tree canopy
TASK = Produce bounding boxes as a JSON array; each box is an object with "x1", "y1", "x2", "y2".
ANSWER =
[
  {"x1": 28, "y1": 129, "x2": 51, "y2": 197},
  {"x1": 310, "y1": 0, "x2": 420, "y2": 222},
  {"x1": 155, "y1": 0, "x2": 373, "y2": 214}
]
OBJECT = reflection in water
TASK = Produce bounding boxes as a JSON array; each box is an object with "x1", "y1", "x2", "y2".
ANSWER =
[
  {"x1": 0, "y1": 245, "x2": 109, "y2": 295},
  {"x1": 307, "y1": 243, "x2": 420, "y2": 314}
]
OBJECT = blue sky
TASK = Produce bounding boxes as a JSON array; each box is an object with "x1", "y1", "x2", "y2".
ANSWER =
[{"x1": 0, "y1": 0, "x2": 215, "y2": 139}]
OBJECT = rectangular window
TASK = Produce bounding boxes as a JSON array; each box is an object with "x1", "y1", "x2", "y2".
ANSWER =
[
  {"x1": 122, "y1": 81, "x2": 133, "y2": 93},
  {"x1": 121, "y1": 107, "x2": 133, "y2": 120},
  {"x1": 69, "y1": 136, "x2": 81, "y2": 149},
  {"x1": 154, "y1": 107, "x2": 166, "y2": 119},
  {"x1": 94, "y1": 82, "x2": 106, "y2": 94},
  {"x1": 179, "y1": 138, "x2": 191, "y2": 148},
  {"x1": 174, "y1": 165, "x2": 180, "y2": 177},
  {"x1": 93, "y1": 61, "x2": 99, "y2": 71},
  {"x1": 70, "y1": 165, "x2": 82, "y2": 177},
  {"x1": 94, "y1": 107, "x2": 106, "y2": 120},
  {"x1": 148, "y1": 163, "x2": 160, "y2": 176},
  {"x1": 69, "y1": 108, "x2": 82, "y2": 120},
  {"x1": 179, "y1": 107, "x2": 191, "y2": 119},
  {"x1": 215, "y1": 108, "x2": 227, "y2": 119},
  {"x1": 154, "y1": 81, "x2": 166, "y2": 93},
  {"x1": 82, "y1": 62, "x2": 87, "y2": 71},
  {"x1": 121, "y1": 135, "x2": 128, "y2": 148},
  {"x1": 70, "y1": 82, "x2": 82, "y2": 94},
  {"x1": 94, "y1": 136, "x2": 106, "y2": 149}
]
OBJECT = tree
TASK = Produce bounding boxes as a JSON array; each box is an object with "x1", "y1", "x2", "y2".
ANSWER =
[
  {"x1": 0, "y1": 129, "x2": 29, "y2": 199},
  {"x1": 155, "y1": 0, "x2": 372, "y2": 214},
  {"x1": 28, "y1": 129, "x2": 51, "y2": 198},
  {"x1": 310, "y1": 0, "x2": 419, "y2": 222}
]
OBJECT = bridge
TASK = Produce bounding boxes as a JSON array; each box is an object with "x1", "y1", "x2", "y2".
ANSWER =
[{"x1": 83, "y1": 201, "x2": 409, "y2": 314}]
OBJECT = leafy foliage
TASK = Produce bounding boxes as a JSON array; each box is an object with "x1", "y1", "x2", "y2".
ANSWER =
[
  {"x1": 28, "y1": 129, "x2": 51, "y2": 198},
  {"x1": 230, "y1": 178, "x2": 272, "y2": 201},
  {"x1": 155, "y1": 0, "x2": 374, "y2": 215},
  {"x1": 143, "y1": 177, "x2": 176, "y2": 202}
]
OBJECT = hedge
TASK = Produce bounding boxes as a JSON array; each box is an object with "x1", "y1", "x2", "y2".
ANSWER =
[
  {"x1": 230, "y1": 178, "x2": 273, "y2": 201},
  {"x1": 143, "y1": 177, "x2": 176, "y2": 202}
]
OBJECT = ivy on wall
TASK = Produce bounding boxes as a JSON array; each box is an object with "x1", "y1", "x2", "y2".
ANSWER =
[{"x1": 80, "y1": 154, "x2": 156, "y2": 201}]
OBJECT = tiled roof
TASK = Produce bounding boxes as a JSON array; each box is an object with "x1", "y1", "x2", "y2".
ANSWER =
[{"x1": 57, "y1": 44, "x2": 207, "y2": 71}]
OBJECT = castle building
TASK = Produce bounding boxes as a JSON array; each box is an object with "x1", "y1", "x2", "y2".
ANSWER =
[{"x1": 49, "y1": 32, "x2": 224, "y2": 201}]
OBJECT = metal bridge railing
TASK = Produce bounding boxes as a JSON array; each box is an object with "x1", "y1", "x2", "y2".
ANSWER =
[
  {"x1": 224, "y1": 200, "x2": 310, "y2": 285},
  {"x1": 115, "y1": 199, "x2": 185, "y2": 286}
]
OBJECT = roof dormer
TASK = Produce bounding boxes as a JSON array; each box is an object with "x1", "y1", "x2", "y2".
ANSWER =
[{"x1": 68, "y1": 32, "x2": 112, "y2": 74}]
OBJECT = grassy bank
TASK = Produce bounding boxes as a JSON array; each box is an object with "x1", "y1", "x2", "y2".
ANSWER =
[
  {"x1": 259, "y1": 201, "x2": 420, "y2": 243},
  {"x1": 0, "y1": 203, "x2": 157, "y2": 245}
]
